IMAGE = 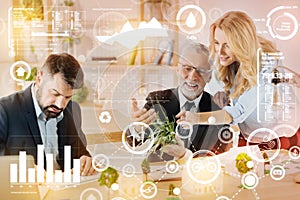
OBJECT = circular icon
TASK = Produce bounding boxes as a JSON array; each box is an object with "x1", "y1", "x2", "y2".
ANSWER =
[
  {"x1": 247, "y1": 128, "x2": 281, "y2": 162},
  {"x1": 208, "y1": 8, "x2": 223, "y2": 22},
  {"x1": 92, "y1": 154, "x2": 110, "y2": 172},
  {"x1": 246, "y1": 161, "x2": 254, "y2": 169},
  {"x1": 218, "y1": 126, "x2": 234, "y2": 144},
  {"x1": 216, "y1": 196, "x2": 230, "y2": 200},
  {"x1": 9, "y1": 61, "x2": 32, "y2": 82},
  {"x1": 270, "y1": 165, "x2": 286, "y2": 181},
  {"x1": 165, "y1": 160, "x2": 179, "y2": 174},
  {"x1": 241, "y1": 172, "x2": 259, "y2": 190},
  {"x1": 176, "y1": 5, "x2": 206, "y2": 34},
  {"x1": 191, "y1": 160, "x2": 205, "y2": 173},
  {"x1": 122, "y1": 164, "x2": 136, "y2": 177},
  {"x1": 99, "y1": 111, "x2": 112, "y2": 124},
  {"x1": 176, "y1": 121, "x2": 193, "y2": 140},
  {"x1": 208, "y1": 116, "x2": 216, "y2": 124},
  {"x1": 173, "y1": 187, "x2": 181, "y2": 195},
  {"x1": 186, "y1": 150, "x2": 221, "y2": 184},
  {"x1": 80, "y1": 188, "x2": 103, "y2": 200},
  {"x1": 288, "y1": 146, "x2": 300, "y2": 160},
  {"x1": 77, "y1": 54, "x2": 86, "y2": 63},
  {"x1": 139, "y1": 181, "x2": 158, "y2": 199},
  {"x1": 111, "y1": 183, "x2": 119, "y2": 191},
  {"x1": 267, "y1": 7, "x2": 298, "y2": 41},
  {"x1": 206, "y1": 161, "x2": 217, "y2": 173},
  {"x1": 122, "y1": 122, "x2": 154, "y2": 155}
]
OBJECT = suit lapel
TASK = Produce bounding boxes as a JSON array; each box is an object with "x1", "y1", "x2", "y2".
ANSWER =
[
  {"x1": 198, "y1": 92, "x2": 213, "y2": 112},
  {"x1": 22, "y1": 85, "x2": 43, "y2": 145},
  {"x1": 57, "y1": 104, "x2": 77, "y2": 146},
  {"x1": 166, "y1": 88, "x2": 180, "y2": 121},
  {"x1": 190, "y1": 92, "x2": 212, "y2": 151}
]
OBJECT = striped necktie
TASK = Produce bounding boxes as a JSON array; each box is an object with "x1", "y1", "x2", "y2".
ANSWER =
[{"x1": 184, "y1": 101, "x2": 195, "y2": 111}]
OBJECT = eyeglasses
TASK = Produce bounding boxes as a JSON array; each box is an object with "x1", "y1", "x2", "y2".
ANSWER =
[{"x1": 179, "y1": 63, "x2": 212, "y2": 76}]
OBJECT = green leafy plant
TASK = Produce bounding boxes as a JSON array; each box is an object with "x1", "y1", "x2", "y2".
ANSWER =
[
  {"x1": 150, "y1": 118, "x2": 177, "y2": 154},
  {"x1": 140, "y1": 117, "x2": 178, "y2": 181},
  {"x1": 167, "y1": 183, "x2": 180, "y2": 200},
  {"x1": 139, "y1": 95, "x2": 179, "y2": 181},
  {"x1": 98, "y1": 167, "x2": 119, "y2": 189},
  {"x1": 145, "y1": 96, "x2": 178, "y2": 154},
  {"x1": 235, "y1": 152, "x2": 254, "y2": 189},
  {"x1": 168, "y1": 183, "x2": 176, "y2": 195},
  {"x1": 98, "y1": 167, "x2": 119, "y2": 199},
  {"x1": 235, "y1": 152, "x2": 253, "y2": 174}
]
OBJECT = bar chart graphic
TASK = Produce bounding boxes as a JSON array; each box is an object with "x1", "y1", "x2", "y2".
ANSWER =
[{"x1": 10, "y1": 145, "x2": 81, "y2": 184}]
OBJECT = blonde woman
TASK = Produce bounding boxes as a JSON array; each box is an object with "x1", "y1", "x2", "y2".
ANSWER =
[{"x1": 177, "y1": 11, "x2": 299, "y2": 143}]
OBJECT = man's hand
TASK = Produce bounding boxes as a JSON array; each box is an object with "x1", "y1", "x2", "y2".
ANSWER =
[
  {"x1": 213, "y1": 91, "x2": 229, "y2": 108},
  {"x1": 131, "y1": 98, "x2": 156, "y2": 124},
  {"x1": 80, "y1": 155, "x2": 97, "y2": 176},
  {"x1": 162, "y1": 134, "x2": 186, "y2": 158}
]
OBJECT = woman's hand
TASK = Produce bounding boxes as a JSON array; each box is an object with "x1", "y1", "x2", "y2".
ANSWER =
[
  {"x1": 176, "y1": 110, "x2": 198, "y2": 125},
  {"x1": 213, "y1": 91, "x2": 230, "y2": 108}
]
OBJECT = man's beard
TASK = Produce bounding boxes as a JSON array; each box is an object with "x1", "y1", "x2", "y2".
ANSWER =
[
  {"x1": 42, "y1": 105, "x2": 63, "y2": 119},
  {"x1": 181, "y1": 89, "x2": 199, "y2": 100},
  {"x1": 180, "y1": 83, "x2": 203, "y2": 100},
  {"x1": 36, "y1": 87, "x2": 63, "y2": 119}
]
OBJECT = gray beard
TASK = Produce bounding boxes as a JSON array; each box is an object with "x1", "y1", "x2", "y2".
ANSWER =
[{"x1": 180, "y1": 87, "x2": 202, "y2": 100}]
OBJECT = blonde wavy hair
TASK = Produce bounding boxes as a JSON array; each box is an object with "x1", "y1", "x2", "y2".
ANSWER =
[{"x1": 209, "y1": 11, "x2": 277, "y2": 99}]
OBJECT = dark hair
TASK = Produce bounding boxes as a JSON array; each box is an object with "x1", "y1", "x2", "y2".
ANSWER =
[{"x1": 41, "y1": 53, "x2": 84, "y2": 89}]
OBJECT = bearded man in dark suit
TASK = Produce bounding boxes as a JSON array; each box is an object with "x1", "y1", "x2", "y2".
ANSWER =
[{"x1": 0, "y1": 53, "x2": 95, "y2": 176}]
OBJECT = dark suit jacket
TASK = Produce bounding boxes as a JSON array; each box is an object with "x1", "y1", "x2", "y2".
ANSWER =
[
  {"x1": 0, "y1": 85, "x2": 90, "y2": 170},
  {"x1": 144, "y1": 88, "x2": 231, "y2": 157}
]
